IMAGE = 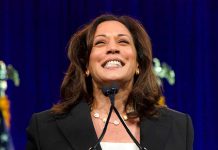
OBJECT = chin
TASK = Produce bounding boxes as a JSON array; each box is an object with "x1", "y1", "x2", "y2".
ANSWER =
[{"x1": 103, "y1": 75, "x2": 124, "y2": 80}]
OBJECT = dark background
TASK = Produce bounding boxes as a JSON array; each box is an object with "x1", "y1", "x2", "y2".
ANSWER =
[{"x1": 0, "y1": 0, "x2": 217, "y2": 149}]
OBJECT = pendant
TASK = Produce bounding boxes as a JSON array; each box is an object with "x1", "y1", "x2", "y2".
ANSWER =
[
  {"x1": 93, "y1": 112, "x2": 127, "y2": 126},
  {"x1": 113, "y1": 120, "x2": 119, "y2": 125}
]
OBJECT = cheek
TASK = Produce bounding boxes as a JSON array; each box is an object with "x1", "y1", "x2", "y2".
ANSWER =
[
  {"x1": 126, "y1": 49, "x2": 138, "y2": 72},
  {"x1": 125, "y1": 48, "x2": 137, "y2": 61},
  {"x1": 89, "y1": 49, "x2": 98, "y2": 63},
  {"x1": 88, "y1": 49, "x2": 103, "y2": 68}
]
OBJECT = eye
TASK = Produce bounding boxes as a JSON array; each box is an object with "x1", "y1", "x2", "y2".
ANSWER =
[
  {"x1": 94, "y1": 40, "x2": 106, "y2": 46},
  {"x1": 118, "y1": 39, "x2": 130, "y2": 45}
]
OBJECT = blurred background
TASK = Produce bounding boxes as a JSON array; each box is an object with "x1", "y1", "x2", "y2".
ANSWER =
[{"x1": 0, "y1": 0, "x2": 218, "y2": 149}]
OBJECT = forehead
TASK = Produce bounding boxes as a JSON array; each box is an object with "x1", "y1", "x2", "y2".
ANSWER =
[{"x1": 94, "y1": 21, "x2": 131, "y2": 36}]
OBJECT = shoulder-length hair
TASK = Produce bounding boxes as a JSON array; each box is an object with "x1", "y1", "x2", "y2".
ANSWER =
[{"x1": 52, "y1": 14, "x2": 162, "y2": 118}]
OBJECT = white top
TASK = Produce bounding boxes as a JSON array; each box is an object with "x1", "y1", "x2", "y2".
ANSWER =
[{"x1": 100, "y1": 142, "x2": 139, "y2": 150}]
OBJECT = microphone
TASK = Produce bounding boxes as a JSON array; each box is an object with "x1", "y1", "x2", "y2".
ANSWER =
[
  {"x1": 101, "y1": 83, "x2": 119, "y2": 105},
  {"x1": 89, "y1": 84, "x2": 148, "y2": 150}
]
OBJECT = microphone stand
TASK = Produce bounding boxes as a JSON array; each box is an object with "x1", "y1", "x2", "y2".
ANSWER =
[
  {"x1": 89, "y1": 87, "x2": 117, "y2": 150},
  {"x1": 111, "y1": 105, "x2": 147, "y2": 150},
  {"x1": 89, "y1": 86, "x2": 148, "y2": 150},
  {"x1": 89, "y1": 106, "x2": 113, "y2": 150}
]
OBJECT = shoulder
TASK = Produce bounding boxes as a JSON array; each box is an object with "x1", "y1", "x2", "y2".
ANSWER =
[
  {"x1": 29, "y1": 110, "x2": 55, "y2": 123},
  {"x1": 26, "y1": 109, "x2": 57, "y2": 149},
  {"x1": 158, "y1": 107, "x2": 194, "y2": 149},
  {"x1": 158, "y1": 107, "x2": 193, "y2": 127},
  {"x1": 27, "y1": 109, "x2": 56, "y2": 134},
  {"x1": 27, "y1": 101, "x2": 89, "y2": 127},
  {"x1": 140, "y1": 107, "x2": 194, "y2": 149},
  {"x1": 32, "y1": 109, "x2": 53, "y2": 118},
  {"x1": 158, "y1": 107, "x2": 194, "y2": 135},
  {"x1": 160, "y1": 107, "x2": 192, "y2": 122},
  {"x1": 160, "y1": 107, "x2": 190, "y2": 119},
  {"x1": 28, "y1": 108, "x2": 73, "y2": 126}
]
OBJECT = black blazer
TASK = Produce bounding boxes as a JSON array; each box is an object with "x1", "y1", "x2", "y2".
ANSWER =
[{"x1": 26, "y1": 101, "x2": 194, "y2": 150}]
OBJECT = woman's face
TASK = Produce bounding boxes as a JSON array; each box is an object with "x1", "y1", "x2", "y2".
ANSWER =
[{"x1": 87, "y1": 21, "x2": 138, "y2": 87}]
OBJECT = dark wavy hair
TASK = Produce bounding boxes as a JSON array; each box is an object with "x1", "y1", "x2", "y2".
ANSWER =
[{"x1": 52, "y1": 14, "x2": 162, "y2": 118}]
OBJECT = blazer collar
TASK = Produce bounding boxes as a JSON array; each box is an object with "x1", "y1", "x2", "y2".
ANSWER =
[
  {"x1": 55, "y1": 101, "x2": 101, "y2": 150},
  {"x1": 140, "y1": 109, "x2": 172, "y2": 150},
  {"x1": 55, "y1": 102, "x2": 172, "y2": 150}
]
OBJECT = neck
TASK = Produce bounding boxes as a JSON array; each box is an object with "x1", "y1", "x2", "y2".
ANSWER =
[{"x1": 91, "y1": 80, "x2": 133, "y2": 113}]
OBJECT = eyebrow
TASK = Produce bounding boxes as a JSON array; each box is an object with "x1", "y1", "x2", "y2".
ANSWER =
[
  {"x1": 94, "y1": 34, "x2": 130, "y2": 38},
  {"x1": 117, "y1": 34, "x2": 129, "y2": 37},
  {"x1": 94, "y1": 34, "x2": 107, "y2": 38}
]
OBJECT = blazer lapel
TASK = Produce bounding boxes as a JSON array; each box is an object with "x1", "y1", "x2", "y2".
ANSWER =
[
  {"x1": 55, "y1": 101, "x2": 101, "y2": 150},
  {"x1": 140, "y1": 109, "x2": 172, "y2": 150}
]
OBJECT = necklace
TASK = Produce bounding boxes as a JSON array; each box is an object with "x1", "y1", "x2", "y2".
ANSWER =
[{"x1": 92, "y1": 112, "x2": 128, "y2": 126}]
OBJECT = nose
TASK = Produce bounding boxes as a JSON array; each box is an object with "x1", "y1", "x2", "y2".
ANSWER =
[
  {"x1": 106, "y1": 41, "x2": 120, "y2": 54},
  {"x1": 106, "y1": 49, "x2": 120, "y2": 54}
]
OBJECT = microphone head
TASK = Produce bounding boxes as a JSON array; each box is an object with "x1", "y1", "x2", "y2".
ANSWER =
[{"x1": 101, "y1": 83, "x2": 119, "y2": 97}]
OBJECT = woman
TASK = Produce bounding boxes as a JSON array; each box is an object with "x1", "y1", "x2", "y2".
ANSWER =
[{"x1": 26, "y1": 14, "x2": 194, "y2": 150}]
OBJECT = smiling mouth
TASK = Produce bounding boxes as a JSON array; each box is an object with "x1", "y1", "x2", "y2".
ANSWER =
[{"x1": 102, "y1": 60, "x2": 125, "y2": 69}]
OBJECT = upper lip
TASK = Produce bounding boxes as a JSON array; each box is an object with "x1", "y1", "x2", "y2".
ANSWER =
[{"x1": 101, "y1": 58, "x2": 125, "y2": 67}]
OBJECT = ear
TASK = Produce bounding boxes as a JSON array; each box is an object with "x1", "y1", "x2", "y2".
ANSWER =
[
  {"x1": 135, "y1": 63, "x2": 140, "y2": 75},
  {"x1": 85, "y1": 69, "x2": 90, "y2": 77}
]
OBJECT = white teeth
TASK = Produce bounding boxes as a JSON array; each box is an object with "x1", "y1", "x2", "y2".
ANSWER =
[{"x1": 104, "y1": 60, "x2": 122, "y2": 68}]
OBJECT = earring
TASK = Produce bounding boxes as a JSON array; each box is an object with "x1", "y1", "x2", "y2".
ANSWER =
[
  {"x1": 85, "y1": 70, "x2": 90, "y2": 77},
  {"x1": 136, "y1": 68, "x2": 140, "y2": 75}
]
